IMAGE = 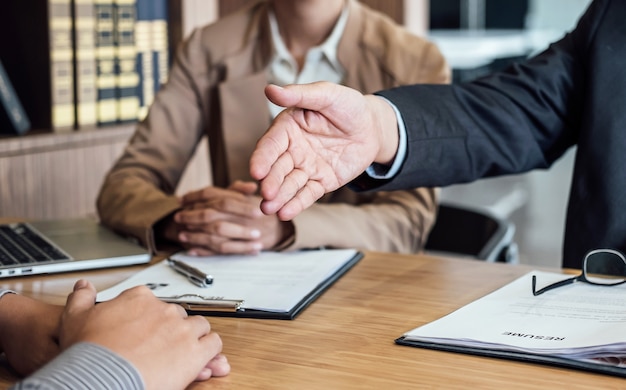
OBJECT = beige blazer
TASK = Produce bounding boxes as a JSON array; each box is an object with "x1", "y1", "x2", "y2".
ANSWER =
[{"x1": 97, "y1": 0, "x2": 450, "y2": 254}]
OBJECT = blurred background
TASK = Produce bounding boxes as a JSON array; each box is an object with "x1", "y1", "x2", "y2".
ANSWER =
[
  {"x1": 0, "y1": 0, "x2": 593, "y2": 269},
  {"x1": 216, "y1": 0, "x2": 593, "y2": 268}
]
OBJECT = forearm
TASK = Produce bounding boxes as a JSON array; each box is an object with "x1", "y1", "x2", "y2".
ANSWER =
[{"x1": 10, "y1": 343, "x2": 144, "y2": 390}]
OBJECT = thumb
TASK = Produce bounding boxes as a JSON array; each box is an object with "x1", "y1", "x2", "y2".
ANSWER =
[
  {"x1": 265, "y1": 82, "x2": 337, "y2": 111},
  {"x1": 65, "y1": 279, "x2": 97, "y2": 316},
  {"x1": 228, "y1": 180, "x2": 258, "y2": 195},
  {"x1": 59, "y1": 280, "x2": 97, "y2": 348}
]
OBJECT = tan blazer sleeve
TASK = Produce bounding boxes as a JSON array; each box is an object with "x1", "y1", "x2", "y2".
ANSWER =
[
  {"x1": 97, "y1": 29, "x2": 213, "y2": 253},
  {"x1": 290, "y1": 187, "x2": 439, "y2": 253}
]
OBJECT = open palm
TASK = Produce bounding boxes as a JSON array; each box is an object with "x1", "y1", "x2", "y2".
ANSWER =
[{"x1": 251, "y1": 82, "x2": 391, "y2": 220}]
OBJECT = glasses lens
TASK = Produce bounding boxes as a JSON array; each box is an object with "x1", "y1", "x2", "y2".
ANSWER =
[{"x1": 584, "y1": 250, "x2": 626, "y2": 284}]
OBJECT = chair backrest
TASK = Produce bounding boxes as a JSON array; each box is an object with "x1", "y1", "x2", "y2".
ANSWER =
[{"x1": 424, "y1": 203, "x2": 518, "y2": 263}]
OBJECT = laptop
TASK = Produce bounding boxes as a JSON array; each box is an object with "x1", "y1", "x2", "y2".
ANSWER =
[{"x1": 0, "y1": 218, "x2": 151, "y2": 278}]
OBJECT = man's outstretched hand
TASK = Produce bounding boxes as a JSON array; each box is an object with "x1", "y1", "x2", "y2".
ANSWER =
[{"x1": 250, "y1": 82, "x2": 398, "y2": 220}]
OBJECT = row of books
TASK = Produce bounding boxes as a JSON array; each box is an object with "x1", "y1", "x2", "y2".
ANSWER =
[{"x1": 0, "y1": 0, "x2": 169, "y2": 135}]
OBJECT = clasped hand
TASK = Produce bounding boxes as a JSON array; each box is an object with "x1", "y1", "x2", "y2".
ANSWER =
[
  {"x1": 173, "y1": 180, "x2": 294, "y2": 255},
  {"x1": 0, "y1": 280, "x2": 230, "y2": 389}
]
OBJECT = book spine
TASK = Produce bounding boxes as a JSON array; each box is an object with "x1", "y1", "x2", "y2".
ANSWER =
[
  {"x1": 95, "y1": 0, "x2": 117, "y2": 126},
  {"x1": 151, "y1": 0, "x2": 169, "y2": 95},
  {"x1": 0, "y1": 60, "x2": 31, "y2": 135},
  {"x1": 49, "y1": 0, "x2": 76, "y2": 131},
  {"x1": 73, "y1": 0, "x2": 98, "y2": 128},
  {"x1": 114, "y1": 0, "x2": 139, "y2": 123},
  {"x1": 135, "y1": 0, "x2": 154, "y2": 121}
]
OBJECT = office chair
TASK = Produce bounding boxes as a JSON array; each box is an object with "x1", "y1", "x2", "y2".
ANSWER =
[{"x1": 424, "y1": 203, "x2": 519, "y2": 263}]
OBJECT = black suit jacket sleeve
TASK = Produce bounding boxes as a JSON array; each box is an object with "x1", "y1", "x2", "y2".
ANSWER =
[{"x1": 352, "y1": 0, "x2": 607, "y2": 193}]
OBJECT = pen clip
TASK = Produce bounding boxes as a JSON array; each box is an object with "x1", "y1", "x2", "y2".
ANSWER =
[{"x1": 186, "y1": 273, "x2": 210, "y2": 288}]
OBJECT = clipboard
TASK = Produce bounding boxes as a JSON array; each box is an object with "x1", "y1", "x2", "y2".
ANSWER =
[
  {"x1": 394, "y1": 271, "x2": 626, "y2": 378},
  {"x1": 395, "y1": 337, "x2": 626, "y2": 378},
  {"x1": 97, "y1": 249, "x2": 363, "y2": 320}
]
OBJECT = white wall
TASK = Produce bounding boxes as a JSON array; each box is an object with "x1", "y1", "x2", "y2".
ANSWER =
[{"x1": 526, "y1": 0, "x2": 592, "y2": 31}]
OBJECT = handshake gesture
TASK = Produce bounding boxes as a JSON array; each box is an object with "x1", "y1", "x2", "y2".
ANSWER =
[{"x1": 250, "y1": 82, "x2": 400, "y2": 220}]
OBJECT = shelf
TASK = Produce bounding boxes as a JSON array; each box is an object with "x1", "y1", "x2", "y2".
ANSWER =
[{"x1": 0, "y1": 125, "x2": 136, "y2": 158}]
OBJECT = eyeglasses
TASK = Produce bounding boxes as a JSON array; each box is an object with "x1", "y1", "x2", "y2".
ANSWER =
[{"x1": 532, "y1": 249, "x2": 626, "y2": 296}]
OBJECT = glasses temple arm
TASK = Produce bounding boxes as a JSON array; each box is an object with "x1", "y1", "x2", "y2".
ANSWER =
[{"x1": 532, "y1": 274, "x2": 579, "y2": 296}]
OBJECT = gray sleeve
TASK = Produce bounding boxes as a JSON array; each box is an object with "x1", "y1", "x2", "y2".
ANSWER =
[
  {"x1": 0, "y1": 289, "x2": 15, "y2": 299},
  {"x1": 9, "y1": 343, "x2": 144, "y2": 390}
]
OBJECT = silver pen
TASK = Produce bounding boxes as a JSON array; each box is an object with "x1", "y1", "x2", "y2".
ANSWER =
[{"x1": 167, "y1": 258, "x2": 213, "y2": 288}]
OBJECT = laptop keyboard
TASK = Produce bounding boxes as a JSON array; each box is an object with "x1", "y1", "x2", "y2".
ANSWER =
[{"x1": 0, "y1": 223, "x2": 71, "y2": 266}]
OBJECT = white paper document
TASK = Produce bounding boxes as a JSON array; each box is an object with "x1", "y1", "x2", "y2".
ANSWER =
[
  {"x1": 97, "y1": 249, "x2": 359, "y2": 313},
  {"x1": 402, "y1": 271, "x2": 626, "y2": 366}
]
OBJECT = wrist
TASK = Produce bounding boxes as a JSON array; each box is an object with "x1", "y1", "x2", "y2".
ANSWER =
[
  {"x1": 369, "y1": 95, "x2": 399, "y2": 165},
  {"x1": 153, "y1": 213, "x2": 180, "y2": 243},
  {"x1": 273, "y1": 221, "x2": 295, "y2": 251},
  {"x1": 0, "y1": 291, "x2": 17, "y2": 353}
]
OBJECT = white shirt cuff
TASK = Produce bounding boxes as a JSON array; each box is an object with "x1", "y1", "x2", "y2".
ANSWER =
[{"x1": 365, "y1": 97, "x2": 407, "y2": 179}]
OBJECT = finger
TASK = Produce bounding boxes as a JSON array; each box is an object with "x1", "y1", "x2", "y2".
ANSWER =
[
  {"x1": 185, "y1": 247, "x2": 216, "y2": 257},
  {"x1": 181, "y1": 187, "x2": 241, "y2": 206},
  {"x1": 198, "y1": 332, "x2": 224, "y2": 362},
  {"x1": 195, "y1": 354, "x2": 230, "y2": 381},
  {"x1": 216, "y1": 240, "x2": 263, "y2": 255},
  {"x1": 181, "y1": 221, "x2": 260, "y2": 243},
  {"x1": 178, "y1": 200, "x2": 262, "y2": 222},
  {"x1": 276, "y1": 180, "x2": 326, "y2": 221},
  {"x1": 269, "y1": 82, "x2": 366, "y2": 122},
  {"x1": 64, "y1": 279, "x2": 97, "y2": 317},
  {"x1": 186, "y1": 315, "x2": 212, "y2": 338},
  {"x1": 264, "y1": 83, "x2": 332, "y2": 111},
  {"x1": 259, "y1": 166, "x2": 309, "y2": 216},
  {"x1": 228, "y1": 180, "x2": 258, "y2": 195},
  {"x1": 250, "y1": 123, "x2": 291, "y2": 182},
  {"x1": 180, "y1": 187, "x2": 218, "y2": 205},
  {"x1": 206, "y1": 354, "x2": 230, "y2": 377},
  {"x1": 176, "y1": 208, "x2": 224, "y2": 225},
  {"x1": 186, "y1": 238, "x2": 262, "y2": 255},
  {"x1": 264, "y1": 84, "x2": 297, "y2": 108},
  {"x1": 175, "y1": 303, "x2": 188, "y2": 318},
  {"x1": 257, "y1": 151, "x2": 294, "y2": 203},
  {"x1": 207, "y1": 197, "x2": 263, "y2": 218},
  {"x1": 195, "y1": 367, "x2": 213, "y2": 382}
]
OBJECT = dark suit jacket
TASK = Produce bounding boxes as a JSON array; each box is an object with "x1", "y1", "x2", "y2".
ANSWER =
[{"x1": 358, "y1": 0, "x2": 625, "y2": 269}]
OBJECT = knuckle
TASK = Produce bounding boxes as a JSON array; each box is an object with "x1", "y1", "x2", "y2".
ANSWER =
[
  {"x1": 215, "y1": 221, "x2": 229, "y2": 236},
  {"x1": 201, "y1": 208, "x2": 216, "y2": 220}
]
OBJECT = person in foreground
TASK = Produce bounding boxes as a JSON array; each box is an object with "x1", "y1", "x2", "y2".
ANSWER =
[
  {"x1": 0, "y1": 283, "x2": 229, "y2": 389},
  {"x1": 97, "y1": 0, "x2": 449, "y2": 257},
  {"x1": 250, "y1": 0, "x2": 623, "y2": 269}
]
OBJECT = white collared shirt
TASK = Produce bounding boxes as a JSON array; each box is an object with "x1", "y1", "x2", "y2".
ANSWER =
[{"x1": 267, "y1": 3, "x2": 349, "y2": 118}]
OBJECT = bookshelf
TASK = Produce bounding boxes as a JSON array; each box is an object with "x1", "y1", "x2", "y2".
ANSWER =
[
  {"x1": 0, "y1": 0, "x2": 424, "y2": 220},
  {"x1": 0, "y1": 0, "x2": 215, "y2": 220}
]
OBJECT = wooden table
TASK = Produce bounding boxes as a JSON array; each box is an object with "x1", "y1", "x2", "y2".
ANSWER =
[{"x1": 1, "y1": 251, "x2": 622, "y2": 389}]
